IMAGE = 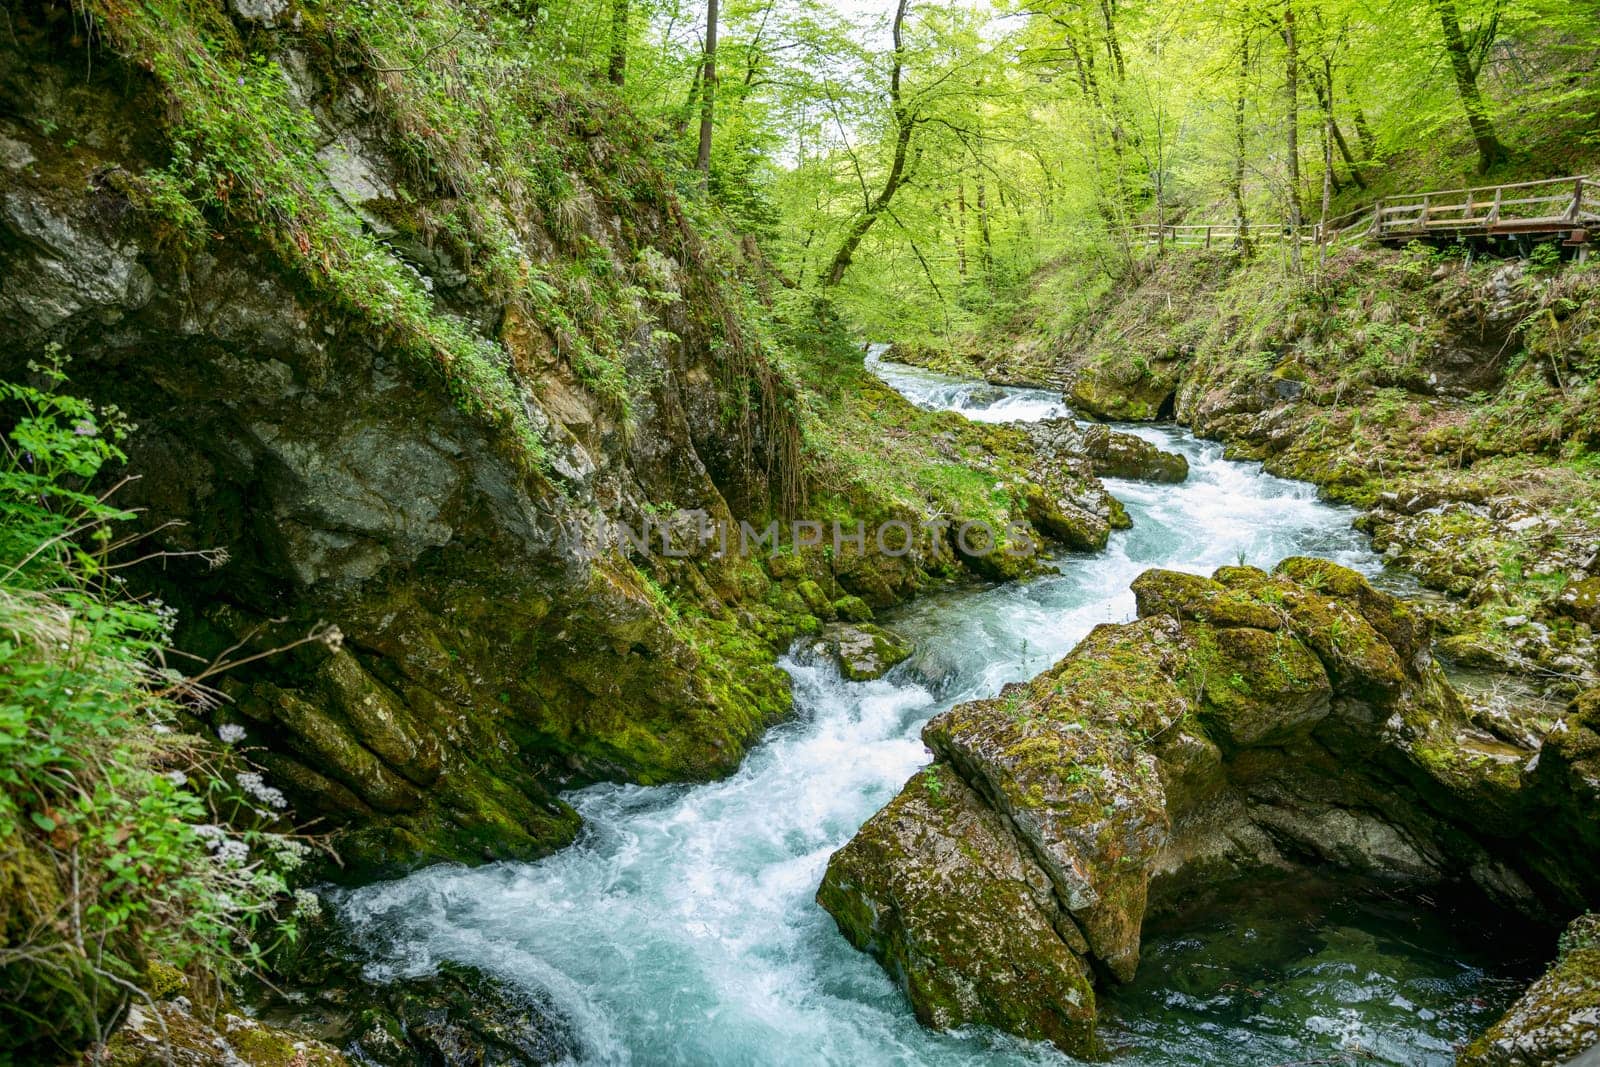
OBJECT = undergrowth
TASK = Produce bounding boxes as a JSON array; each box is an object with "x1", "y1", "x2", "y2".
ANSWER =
[{"x1": 0, "y1": 352, "x2": 314, "y2": 1062}]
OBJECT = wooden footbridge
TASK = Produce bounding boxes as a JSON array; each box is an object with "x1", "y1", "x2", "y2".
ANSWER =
[{"x1": 1140, "y1": 173, "x2": 1600, "y2": 253}]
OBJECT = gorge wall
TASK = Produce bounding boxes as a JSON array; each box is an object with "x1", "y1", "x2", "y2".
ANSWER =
[{"x1": 0, "y1": 0, "x2": 1126, "y2": 882}]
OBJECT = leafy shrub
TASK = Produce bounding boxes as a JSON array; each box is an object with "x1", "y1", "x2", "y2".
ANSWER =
[{"x1": 0, "y1": 352, "x2": 311, "y2": 1062}]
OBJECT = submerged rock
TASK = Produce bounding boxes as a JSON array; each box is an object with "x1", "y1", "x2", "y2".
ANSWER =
[{"x1": 817, "y1": 560, "x2": 1600, "y2": 1056}]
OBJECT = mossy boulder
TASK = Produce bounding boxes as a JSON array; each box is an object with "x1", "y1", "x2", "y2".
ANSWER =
[
  {"x1": 819, "y1": 561, "x2": 1600, "y2": 1054},
  {"x1": 1077, "y1": 424, "x2": 1189, "y2": 482},
  {"x1": 1069, "y1": 355, "x2": 1183, "y2": 422},
  {"x1": 1188, "y1": 622, "x2": 1331, "y2": 749},
  {"x1": 105, "y1": 1005, "x2": 350, "y2": 1067},
  {"x1": 813, "y1": 623, "x2": 913, "y2": 682},
  {"x1": 1131, "y1": 568, "x2": 1284, "y2": 631},
  {"x1": 832, "y1": 594, "x2": 874, "y2": 623},
  {"x1": 1557, "y1": 577, "x2": 1600, "y2": 628},
  {"x1": 1459, "y1": 913, "x2": 1600, "y2": 1066},
  {"x1": 817, "y1": 765, "x2": 1098, "y2": 1056}
]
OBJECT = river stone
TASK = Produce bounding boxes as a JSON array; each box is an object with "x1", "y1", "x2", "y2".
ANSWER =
[
  {"x1": 814, "y1": 623, "x2": 912, "y2": 682},
  {"x1": 1078, "y1": 423, "x2": 1189, "y2": 482},
  {"x1": 816, "y1": 765, "x2": 1098, "y2": 1056}
]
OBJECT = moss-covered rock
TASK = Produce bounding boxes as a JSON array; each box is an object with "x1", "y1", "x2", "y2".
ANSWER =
[
  {"x1": 105, "y1": 1004, "x2": 351, "y2": 1067},
  {"x1": 1459, "y1": 913, "x2": 1600, "y2": 1066},
  {"x1": 1557, "y1": 577, "x2": 1600, "y2": 629},
  {"x1": 817, "y1": 765, "x2": 1099, "y2": 1056},
  {"x1": 813, "y1": 622, "x2": 913, "y2": 682},
  {"x1": 1069, "y1": 353, "x2": 1184, "y2": 421},
  {"x1": 819, "y1": 562, "x2": 1600, "y2": 1054},
  {"x1": 1077, "y1": 424, "x2": 1189, "y2": 482}
]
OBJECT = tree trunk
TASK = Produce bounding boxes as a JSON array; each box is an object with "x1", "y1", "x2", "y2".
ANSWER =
[
  {"x1": 822, "y1": 0, "x2": 914, "y2": 287},
  {"x1": 1317, "y1": 116, "x2": 1334, "y2": 276},
  {"x1": 1433, "y1": 0, "x2": 1506, "y2": 173},
  {"x1": 1232, "y1": 29, "x2": 1251, "y2": 250},
  {"x1": 674, "y1": 63, "x2": 703, "y2": 138},
  {"x1": 976, "y1": 179, "x2": 993, "y2": 276},
  {"x1": 1284, "y1": 0, "x2": 1302, "y2": 275},
  {"x1": 955, "y1": 183, "x2": 968, "y2": 278},
  {"x1": 608, "y1": 0, "x2": 629, "y2": 86},
  {"x1": 1311, "y1": 63, "x2": 1365, "y2": 188},
  {"x1": 696, "y1": 0, "x2": 720, "y2": 180}
]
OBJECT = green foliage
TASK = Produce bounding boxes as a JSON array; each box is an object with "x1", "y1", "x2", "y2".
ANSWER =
[{"x1": 0, "y1": 357, "x2": 310, "y2": 1060}]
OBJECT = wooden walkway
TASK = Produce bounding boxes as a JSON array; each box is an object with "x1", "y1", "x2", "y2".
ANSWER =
[{"x1": 1139, "y1": 174, "x2": 1600, "y2": 253}]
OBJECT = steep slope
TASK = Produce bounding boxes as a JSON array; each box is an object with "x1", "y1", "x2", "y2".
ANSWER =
[{"x1": 0, "y1": 0, "x2": 1124, "y2": 883}]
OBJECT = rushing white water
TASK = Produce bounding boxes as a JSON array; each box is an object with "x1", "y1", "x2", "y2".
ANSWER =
[
  {"x1": 864, "y1": 347, "x2": 1071, "y2": 422},
  {"x1": 330, "y1": 356, "x2": 1510, "y2": 1066}
]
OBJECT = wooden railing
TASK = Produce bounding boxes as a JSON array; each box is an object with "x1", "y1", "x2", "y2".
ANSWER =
[{"x1": 1139, "y1": 174, "x2": 1597, "y2": 251}]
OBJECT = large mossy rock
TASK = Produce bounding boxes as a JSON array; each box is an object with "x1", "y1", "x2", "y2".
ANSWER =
[
  {"x1": 818, "y1": 559, "x2": 1600, "y2": 1056},
  {"x1": 1460, "y1": 914, "x2": 1600, "y2": 1067},
  {"x1": 812, "y1": 622, "x2": 913, "y2": 682},
  {"x1": 818, "y1": 765, "x2": 1098, "y2": 1056},
  {"x1": 1069, "y1": 353, "x2": 1185, "y2": 421}
]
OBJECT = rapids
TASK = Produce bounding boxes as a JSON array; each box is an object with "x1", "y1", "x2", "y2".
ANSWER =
[{"x1": 330, "y1": 351, "x2": 1526, "y2": 1066}]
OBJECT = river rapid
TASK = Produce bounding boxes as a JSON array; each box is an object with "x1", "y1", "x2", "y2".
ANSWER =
[{"x1": 329, "y1": 351, "x2": 1527, "y2": 1066}]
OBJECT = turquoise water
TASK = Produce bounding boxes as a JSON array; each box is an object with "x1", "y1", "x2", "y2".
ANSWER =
[{"x1": 329, "y1": 356, "x2": 1527, "y2": 1065}]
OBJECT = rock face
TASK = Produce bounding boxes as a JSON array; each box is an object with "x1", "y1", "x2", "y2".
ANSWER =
[
  {"x1": 818, "y1": 559, "x2": 1600, "y2": 1055},
  {"x1": 0, "y1": 8, "x2": 809, "y2": 877}
]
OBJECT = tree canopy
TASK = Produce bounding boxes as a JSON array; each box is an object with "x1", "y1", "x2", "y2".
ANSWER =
[{"x1": 522, "y1": 0, "x2": 1600, "y2": 338}]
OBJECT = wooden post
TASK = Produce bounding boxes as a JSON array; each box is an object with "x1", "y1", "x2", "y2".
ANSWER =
[
  {"x1": 1370, "y1": 198, "x2": 1383, "y2": 238},
  {"x1": 1206, "y1": 226, "x2": 1213, "y2": 249},
  {"x1": 1489, "y1": 187, "x2": 1502, "y2": 227},
  {"x1": 1420, "y1": 193, "x2": 1431, "y2": 231},
  {"x1": 1571, "y1": 177, "x2": 1585, "y2": 222}
]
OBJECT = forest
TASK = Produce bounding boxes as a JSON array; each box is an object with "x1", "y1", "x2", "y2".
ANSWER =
[{"x1": 2, "y1": 0, "x2": 1600, "y2": 1064}]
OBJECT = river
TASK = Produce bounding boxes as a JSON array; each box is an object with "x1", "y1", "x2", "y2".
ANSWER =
[{"x1": 329, "y1": 352, "x2": 1525, "y2": 1066}]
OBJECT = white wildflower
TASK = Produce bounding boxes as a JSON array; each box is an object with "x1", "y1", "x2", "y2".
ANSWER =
[
  {"x1": 217, "y1": 723, "x2": 248, "y2": 744},
  {"x1": 292, "y1": 889, "x2": 323, "y2": 920},
  {"x1": 237, "y1": 771, "x2": 287, "y2": 810}
]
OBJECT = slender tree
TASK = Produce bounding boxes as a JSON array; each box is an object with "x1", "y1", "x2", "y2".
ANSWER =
[
  {"x1": 1283, "y1": 0, "x2": 1303, "y2": 274},
  {"x1": 822, "y1": 0, "x2": 915, "y2": 286},
  {"x1": 696, "y1": 0, "x2": 721, "y2": 180},
  {"x1": 608, "y1": 0, "x2": 629, "y2": 86},
  {"x1": 1432, "y1": 0, "x2": 1507, "y2": 172},
  {"x1": 1232, "y1": 26, "x2": 1252, "y2": 250}
]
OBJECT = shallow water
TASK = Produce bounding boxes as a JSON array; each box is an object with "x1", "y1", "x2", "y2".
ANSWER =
[{"x1": 330, "y1": 355, "x2": 1525, "y2": 1065}]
